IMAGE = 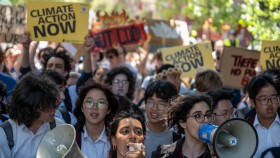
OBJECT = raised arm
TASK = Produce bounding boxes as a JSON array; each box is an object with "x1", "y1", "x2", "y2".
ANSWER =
[
  {"x1": 19, "y1": 31, "x2": 31, "y2": 69},
  {"x1": 83, "y1": 34, "x2": 95, "y2": 73},
  {"x1": 29, "y1": 41, "x2": 39, "y2": 71}
]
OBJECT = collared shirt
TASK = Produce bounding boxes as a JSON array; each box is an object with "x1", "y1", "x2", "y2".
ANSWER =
[
  {"x1": 0, "y1": 118, "x2": 64, "y2": 158},
  {"x1": 253, "y1": 114, "x2": 280, "y2": 158},
  {"x1": 81, "y1": 125, "x2": 110, "y2": 158}
]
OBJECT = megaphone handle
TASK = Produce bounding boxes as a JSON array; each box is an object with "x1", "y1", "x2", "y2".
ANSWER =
[{"x1": 207, "y1": 144, "x2": 217, "y2": 158}]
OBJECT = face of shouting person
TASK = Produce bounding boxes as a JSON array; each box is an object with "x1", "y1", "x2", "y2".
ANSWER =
[{"x1": 111, "y1": 118, "x2": 145, "y2": 158}]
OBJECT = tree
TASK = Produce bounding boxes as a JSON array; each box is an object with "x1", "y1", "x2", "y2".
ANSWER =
[
  {"x1": 240, "y1": 0, "x2": 280, "y2": 40},
  {"x1": 156, "y1": 0, "x2": 280, "y2": 41}
]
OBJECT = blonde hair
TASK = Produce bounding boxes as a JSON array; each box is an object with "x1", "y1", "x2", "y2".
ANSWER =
[{"x1": 194, "y1": 68, "x2": 223, "y2": 93}]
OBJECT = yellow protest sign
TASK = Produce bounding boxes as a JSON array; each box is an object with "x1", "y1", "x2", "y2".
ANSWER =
[
  {"x1": 27, "y1": 1, "x2": 89, "y2": 44},
  {"x1": 161, "y1": 42, "x2": 215, "y2": 78},
  {"x1": 260, "y1": 40, "x2": 280, "y2": 70}
]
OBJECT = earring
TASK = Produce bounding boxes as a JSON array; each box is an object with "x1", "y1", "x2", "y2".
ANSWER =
[{"x1": 113, "y1": 145, "x2": 117, "y2": 150}]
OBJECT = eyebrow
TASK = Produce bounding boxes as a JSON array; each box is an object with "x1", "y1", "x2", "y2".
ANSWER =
[{"x1": 257, "y1": 94, "x2": 278, "y2": 98}]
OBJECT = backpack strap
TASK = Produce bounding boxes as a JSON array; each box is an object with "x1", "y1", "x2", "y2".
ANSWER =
[
  {"x1": 76, "y1": 131, "x2": 82, "y2": 148},
  {"x1": 172, "y1": 131, "x2": 182, "y2": 142},
  {"x1": 59, "y1": 108, "x2": 71, "y2": 124},
  {"x1": 49, "y1": 119, "x2": 56, "y2": 130},
  {"x1": 0, "y1": 120, "x2": 14, "y2": 149},
  {"x1": 64, "y1": 87, "x2": 72, "y2": 112}
]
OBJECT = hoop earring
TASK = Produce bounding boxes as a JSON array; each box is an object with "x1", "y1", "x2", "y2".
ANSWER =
[{"x1": 113, "y1": 145, "x2": 117, "y2": 150}]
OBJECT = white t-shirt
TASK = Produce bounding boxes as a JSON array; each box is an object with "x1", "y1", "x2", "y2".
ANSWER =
[
  {"x1": 0, "y1": 118, "x2": 64, "y2": 158},
  {"x1": 253, "y1": 114, "x2": 280, "y2": 158}
]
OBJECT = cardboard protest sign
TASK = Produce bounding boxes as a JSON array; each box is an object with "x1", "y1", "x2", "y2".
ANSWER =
[
  {"x1": 260, "y1": 40, "x2": 280, "y2": 70},
  {"x1": 27, "y1": 1, "x2": 89, "y2": 44},
  {"x1": 0, "y1": 5, "x2": 26, "y2": 43},
  {"x1": 220, "y1": 46, "x2": 260, "y2": 89},
  {"x1": 161, "y1": 42, "x2": 214, "y2": 78},
  {"x1": 90, "y1": 10, "x2": 147, "y2": 51},
  {"x1": 146, "y1": 19, "x2": 189, "y2": 53}
]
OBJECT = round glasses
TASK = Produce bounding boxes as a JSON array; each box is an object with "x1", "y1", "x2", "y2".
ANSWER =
[
  {"x1": 83, "y1": 99, "x2": 107, "y2": 109},
  {"x1": 187, "y1": 113, "x2": 214, "y2": 123},
  {"x1": 112, "y1": 79, "x2": 129, "y2": 86},
  {"x1": 146, "y1": 99, "x2": 167, "y2": 110}
]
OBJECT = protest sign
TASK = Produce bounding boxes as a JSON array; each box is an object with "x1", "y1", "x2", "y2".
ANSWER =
[
  {"x1": 220, "y1": 46, "x2": 260, "y2": 89},
  {"x1": 146, "y1": 19, "x2": 189, "y2": 53},
  {"x1": 161, "y1": 42, "x2": 214, "y2": 78},
  {"x1": 260, "y1": 40, "x2": 280, "y2": 70},
  {"x1": 90, "y1": 10, "x2": 147, "y2": 51},
  {"x1": 0, "y1": 5, "x2": 26, "y2": 43},
  {"x1": 27, "y1": 1, "x2": 89, "y2": 44}
]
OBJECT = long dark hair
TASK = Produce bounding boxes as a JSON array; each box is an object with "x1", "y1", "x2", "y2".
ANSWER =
[{"x1": 74, "y1": 80, "x2": 119, "y2": 133}]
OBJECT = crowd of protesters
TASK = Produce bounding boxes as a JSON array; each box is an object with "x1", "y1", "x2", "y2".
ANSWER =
[{"x1": 0, "y1": 31, "x2": 279, "y2": 158}]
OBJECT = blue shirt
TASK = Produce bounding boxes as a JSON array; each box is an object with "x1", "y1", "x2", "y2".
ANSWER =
[{"x1": 0, "y1": 72, "x2": 16, "y2": 97}]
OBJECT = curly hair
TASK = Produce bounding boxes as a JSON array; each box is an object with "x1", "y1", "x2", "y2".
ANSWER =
[
  {"x1": 8, "y1": 73, "x2": 58, "y2": 127},
  {"x1": 43, "y1": 49, "x2": 72, "y2": 79},
  {"x1": 168, "y1": 94, "x2": 212, "y2": 134},
  {"x1": 107, "y1": 109, "x2": 146, "y2": 158},
  {"x1": 144, "y1": 80, "x2": 178, "y2": 103},
  {"x1": 73, "y1": 80, "x2": 119, "y2": 133},
  {"x1": 41, "y1": 70, "x2": 66, "y2": 86},
  {"x1": 104, "y1": 66, "x2": 135, "y2": 100}
]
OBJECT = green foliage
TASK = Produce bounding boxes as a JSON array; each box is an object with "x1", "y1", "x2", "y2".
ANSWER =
[
  {"x1": 156, "y1": 0, "x2": 280, "y2": 41},
  {"x1": 241, "y1": 0, "x2": 280, "y2": 40}
]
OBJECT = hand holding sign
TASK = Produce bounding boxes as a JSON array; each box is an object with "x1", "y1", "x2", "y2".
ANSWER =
[
  {"x1": 84, "y1": 34, "x2": 95, "y2": 53},
  {"x1": 19, "y1": 31, "x2": 32, "y2": 49}
]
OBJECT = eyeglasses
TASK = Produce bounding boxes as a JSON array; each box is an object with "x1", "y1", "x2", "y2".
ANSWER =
[
  {"x1": 256, "y1": 96, "x2": 279, "y2": 106},
  {"x1": 146, "y1": 99, "x2": 167, "y2": 110},
  {"x1": 187, "y1": 113, "x2": 214, "y2": 123},
  {"x1": 83, "y1": 99, "x2": 107, "y2": 109},
  {"x1": 213, "y1": 108, "x2": 236, "y2": 119},
  {"x1": 112, "y1": 79, "x2": 129, "y2": 85}
]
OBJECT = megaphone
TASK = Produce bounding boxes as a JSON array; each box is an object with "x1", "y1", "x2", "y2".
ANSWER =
[
  {"x1": 198, "y1": 118, "x2": 258, "y2": 158},
  {"x1": 36, "y1": 124, "x2": 87, "y2": 158}
]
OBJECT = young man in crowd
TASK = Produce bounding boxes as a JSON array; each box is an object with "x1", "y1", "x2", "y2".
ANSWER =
[
  {"x1": 247, "y1": 74, "x2": 280, "y2": 158},
  {"x1": 0, "y1": 73, "x2": 64, "y2": 158},
  {"x1": 206, "y1": 88, "x2": 235, "y2": 125},
  {"x1": 144, "y1": 80, "x2": 180, "y2": 158}
]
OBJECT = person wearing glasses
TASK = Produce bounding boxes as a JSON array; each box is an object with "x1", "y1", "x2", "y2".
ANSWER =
[
  {"x1": 105, "y1": 66, "x2": 135, "y2": 101},
  {"x1": 205, "y1": 88, "x2": 235, "y2": 125},
  {"x1": 105, "y1": 47, "x2": 137, "y2": 78},
  {"x1": 73, "y1": 80, "x2": 119, "y2": 158},
  {"x1": 143, "y1": 80, "x2": 180, "y2": 158},
  {"x1": 152, "y1": 94, "x2": 213, "y2": 158},
  {"x1": 246, "y1": 74, "x2": 280, "y2": 158}
]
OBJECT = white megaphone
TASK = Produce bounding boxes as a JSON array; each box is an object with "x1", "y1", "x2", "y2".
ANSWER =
[
  {"x1": 36, "y1": 124, "x2": 87, "y2": 158},
  {"x1": 198, "y1": 118, "x2": 258, "y2": 158}
]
